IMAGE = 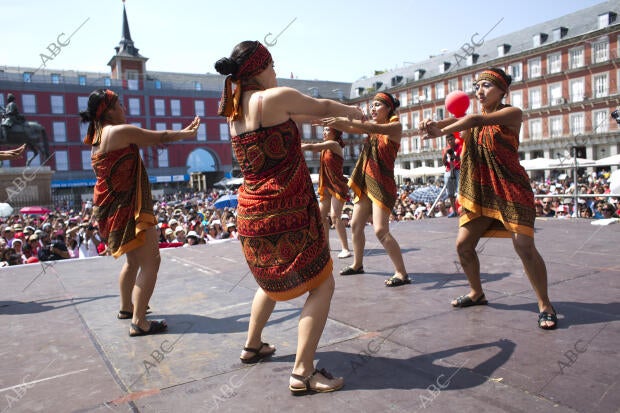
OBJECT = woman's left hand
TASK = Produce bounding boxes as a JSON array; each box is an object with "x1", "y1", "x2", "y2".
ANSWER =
[{"x1": 321, "y1": 116, "x2": 349, "y2": 128}]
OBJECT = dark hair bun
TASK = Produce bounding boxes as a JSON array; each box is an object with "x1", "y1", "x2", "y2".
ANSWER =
[
  {"x1": 214, "y1": 57, "x2": 238, "y2": 76},
  {"x1": 393, "y1": 97, "x2": 401, "y2": 109},
  {"x1": 79, "y1": 110, "x2": 92, "y2": 123}
]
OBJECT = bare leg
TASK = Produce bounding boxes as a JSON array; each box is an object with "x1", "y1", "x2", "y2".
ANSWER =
[
  {"x1": 241, "y1": 288, "x2": 276, "y2": 359},
  {"x1": 318, "y1": 195, "x2": 332, "y2": 250},
  {"x1": 371, "y1": 203, "x2": 407, "y2": 279},
  {"x1": 452, "y1": 216, "x2": 494, "y2": 305},
  {"x1": 330, "y1": 197, "x2": 350, "y2": 252},
  {"x1": 349, "y1": 197, "x2": 372, "y2": 270},
  {"x1": 119, "y1": 260, "x2": 138, "y2": 313},
  {"x1": 512, "y1": 233, "x2": 555, "y2": 327},
  {"x1": 127, "y1": 227, "x2": 162, "y2": 332},
  {"x1": 290, "y1": 275, "x2": 342, "y2": 390}
]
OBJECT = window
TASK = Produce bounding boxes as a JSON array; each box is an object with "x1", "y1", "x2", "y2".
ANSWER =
[
  {"x1": 401, "y1": 137, "x2": 410, "y2": 154},
  {"x1": 197, "y1": 124, "x2": 206, "y2": 141},
  {"x1": 549, "y1": 116, "x2": 563, "y2": 138},
  {"x1": 302, "y1": 123, "x2": 312, "y2": 138},
  {"x1": 593, "y1": 73, "x2": 609, "y2": 98},
  {"x1": 0, "y1": 94, "x2": 3, "y2": 107},
  {"x1": 435, "y1": 82, "x2": 445, "y2": 100},
  {"x1": 529, "y1": 118, "x2": 542, "y2": 140},
  {"x1": 593, "y1": 109, "x2": 608, "y2": 133},
  {"x1": 598, "y1": 12, "x2": 616, "y2": 29},
  {"x1": 548, "y1": 83, "x2": 563, "y2": 105},
  {"x1": 158, "y1": 148, "x2": 169, "y2": 168},
  {"x1": 400, "y1": 114, "x2": 409, "y2": 130},
  {"x1": 126, "y1": 70, "x2": 139, "y2": 90},
  {"x1": 23, "y1": 72, "x2": 33, "y2": 83},
  {"x1": 172, "y1": 122, "x2": 182, "y2": 130},
  {"x1": 528, "y1": 57, "x2": 541, "y2": 79},
  {"x1": 22, "y1": 94, "x2": 36, "y2": 113},
  {"x1": 592, "y1": 39, "x2": 609, "y2": 64},
  {"x1": 52, "y1": 122, "x2": 66, "y2": 142},
  {"x1": 171, "y1": 100, "x2": 181, "y2": 116},
  {"x1": 508, "y1": 63, "x2": 522, "y2": 82},
  {"x1": 411, "y1": 111, "x2": 419, "y2": 128},
  {"x1": 194, "y1": 100, "x2": 205, "y2": 116},
  {"x1": 448, "y1": 78, "x2": 458, "y2": 93},
  {"x1": 436, "y1": 107, "x2": 445, "y2": 120},
  {"x1": 131, "y1": 122, "x2": 141, "y2": 128},
  {"x1": 547, "y1": 53, "x2": 562, "y2": 74},
  {"x1": 509, "y1": 91, "x2": 523, "y2": 109},
  {"x1": 79, "y1": 121, "x2": 88, "y2": 138},
  {"x1": 155, "y1": 122, "x2": 166, "y2": 131},
  {"x1": 78, "y1": 75, "x2": 86, "y2": 86},
  {"x1": 154, "y1": 99, "x2": 165, "y2": 116},
  {"x1": 51, "y1": 73, "x2": 61, "y2": 84},
  {"x1": 568, "y1": 47, "x2": 583, "y2": 69},
  {"x1": 569, "y1": 78, "x2": 584, "y2": 102},
  {"x1": 82, "y1": 150, "x2": 92, "y2": 170},
  {"x1": 50, "y1": 95, "x2": 64, "y2": 114},
  {"x1": 194, "y1": 81, "x2": 202, "y2": 91},
  {"x1": 220, "y1": 123, "x2": 230, "y2": 140},
  {"x1": 422, "y1": 86, "x2": 432, "y2": 101},
  {"x1": 399, "y1": 92, "x2": 408, "y2": 107},
  {"x1": 77, "y1": 96, "x2": 88, "y2": 112},
  {"x1": 569, "y1": 112, "x2": 585, "y2": 135},
  {"x1": 532, "y1": 33, "x2": 547, "y2": 47},
  {"x1": 552, "y1": 27, "x2": 567, "y2": 41},
  {"x1": 422, "y1": 108, "x2": 432, "y2": 122},
  {"x1": 154, "y1": 80, "x2": 162, "y2": 89},
  {"x1": 104, "y1": 77, "x2": 111, "y2": 87},
  {"x1": 529, "y1": 87, "x2": 542, "y2": 109},
  {"x1": 55, "y1": 151, "x2": 69, "y2": 171},
  {"x1": 462, "y1": 75, "x2": 473, "y2": 93},
  {"x1": 128, "y1": 98, "x2": 140, "y2": 115}
]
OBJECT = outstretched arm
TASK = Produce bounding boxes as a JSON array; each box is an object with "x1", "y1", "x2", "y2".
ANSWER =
[
  {"x1": 105, "y1": 117, "x2": 201, "y2": 150},
  {"x1": 422, "y1": 107, "x2": 522, "y2": 139},
  {"x1": 0, "y1": 144, "x2": 26, "y2": 161},
  {"x1": 322, "y1": 117, "x2": 402, "y2": 143}
]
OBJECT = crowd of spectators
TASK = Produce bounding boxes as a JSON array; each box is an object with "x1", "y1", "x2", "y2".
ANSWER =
[{"x1": 2, "y1": 169, "x2": 618, "y2": 267}]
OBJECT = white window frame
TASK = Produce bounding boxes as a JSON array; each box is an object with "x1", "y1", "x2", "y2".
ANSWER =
[
  {"x1": 220, "y1": 123, "x2": 230, "y2": 141},
  {"x1": 194, "y1": 100, "x2": 205, "y2": 117},
  {"x1": 81, "y1": 150, "x2": 92, "y2": 170},
  {"x1": 529, "y1": 118, "x2": 542, "y2": 140},
  {"x1": 22, "y1": 94, "x2": 36, "y2": 113},
  {"x1": 509, "y1": 91, "x2": 523, "y2": 109},
  {"x1": 55, "y1": 151, "x2": 69, "y2": 171},
  {"x1": 548, "y1": 82, "x2": 563, "y2": 105},
  {"x1": 52, "y1": 122, "x2": 67, "y2": 142},
  {"x1": 171, "y1": 99, "x2": 181, "y2": 116},
  {"x1": 593, "y1": 109, "x2": 608, "y2": 133},
  {"x1": 528, "y1": 87, "x2": 542, "y2": 109},
  {"x1": 547, "y1": 52, "x2": 562, "y2": 74},
  {"x1": 569, "y1": 46, "x2": 584, "y2": 69},
  {"x1": 154, "y1": 99, "x2": 165, "y2": 116},
  {"x1": 128, "y1": 98, "x2": 141, "y2": 116},
  {"x1": 548, "y1": 116, "x2": 563, "y2": 138},
  {"x1": 158, "y1": 148, "x2": 169, "y2": 168},
  {"x1": 569, "y1": 112, "x2": 585, "y2": 135},
  {"x1": 197, "y1": 123, "x2": 206, "y2": 141},
  {"x1": 592, "y1": 39, "x2": 609, "y2": 64},
  {"x1": 593, "y1": 73, "x2": 609, "y2": 98},
  {"x1": 77, "y1": 96, "x2": 88, "y2": 112},
  {"x1": 569, "y1": 78, "x2": 585, "y2": 102},
  {"x1": 528, "y1": 57, "x2": 541, "y2": 79},
  {"x1": 508, "y1": 62, "x2": 523, "y2": 82}
]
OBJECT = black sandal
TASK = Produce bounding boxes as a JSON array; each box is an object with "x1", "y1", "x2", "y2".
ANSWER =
[
  {"x1": 117, "y1": 305, "x2": 151, "y2": 320},
  {"x1": 384, "y1": 275, "x2": 412, "y2": 287},
  {"x1": 339, "y1": 265, "x2": 364, "y2": 275},
  {"x1": 289, "y1": 368, "x2": 343, "y2": 395},
  {"x1": 538, "y1": 306, "x2": 558, "y2": 330},
  {"x1": 452, "y1": 294, "x2": 488, "y2": 308},
  {"x1": 129, "y1": 320, "x2": 167, "y2": 337},
  {"x1": 240, "y1": 342, "x2": 276, "y2": 364}
]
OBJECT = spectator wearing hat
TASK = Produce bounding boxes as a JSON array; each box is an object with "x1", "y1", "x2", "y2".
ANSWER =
[
  {"x1": 185, "y1": 231, "x2": 200, "y2": 246},
  {"x1": 173, "y1": 227, "x2": 186, "y2": 243},
  {"x1": 164, "y1": 228, "x2": 175, "y2": 243},
  {"x1": 226, "y1": 222, "x2": 238, "y2": 239},
  {"x1": 37, "y1": 231, "x2": 70, "y2": 261},
  {"x1": 340, "y1": 213, "x2": 351, "y2": 228},
  {"x1": 11, "y1": 238, "x2": 27, "y2": 264},
  {"x1": 599, "y1": 203, "x2": 619, "y2": 219},
  {"x1": 2, "y1": 226, "x2": 15, "y2": 247},
  {"x1": 555, "y1": 205, "x2": 570, "y2": 219},
  {"x1": 23, "y1": 234, "x2": 40, "y2": 260}
]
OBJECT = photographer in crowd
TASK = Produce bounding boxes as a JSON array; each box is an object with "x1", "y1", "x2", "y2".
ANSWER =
[
  {"x1": 442, "y1": 134, "x2": 461, "y2": 217},
  {"x1": 37, "y1": 231, "x2": 70, "y2": 261}
]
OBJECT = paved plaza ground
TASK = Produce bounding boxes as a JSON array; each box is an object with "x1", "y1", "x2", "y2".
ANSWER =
[{"x1": 1, "y1": 218, "x2": 618, "y2": 412}]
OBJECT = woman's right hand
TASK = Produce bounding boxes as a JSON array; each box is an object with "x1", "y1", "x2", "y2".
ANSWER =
[
  {"x1": 347, "y1": 105, "x2": 364, "y2": 120},
  {"x1": 184, "y1": 116, "x2": 201, "y2": 138}
]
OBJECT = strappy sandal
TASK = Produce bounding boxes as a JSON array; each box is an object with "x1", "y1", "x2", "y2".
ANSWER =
[
  {"x1": 240, "y1": 342, "x2": 276, "y2": 364},
  {"x1": 384, "y1": 275, "x2": 412, "y2": 287},
  {"x1": 289, "y1": 368, "x2": 344, "y2": 396},
  {"x1": 452, "y1": 294, "x2": 488, "y2": 308},
  {"x1": 538, "y1": 306, "x2": 558, "y2": 330},
  {"x1": 339, "y1": 265, "x2": 364, "y2": 275},
  {"x1": 117, "y1": 305, "x2": 151, "y2": 320},
  {"x1": 129, "y1": 320, "x2": 167, "y2": 337}
]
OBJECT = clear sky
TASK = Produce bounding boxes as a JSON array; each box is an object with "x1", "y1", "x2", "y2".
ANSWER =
[{"x1": 1, "y1": 0, "x2": 609, "y2": 82}]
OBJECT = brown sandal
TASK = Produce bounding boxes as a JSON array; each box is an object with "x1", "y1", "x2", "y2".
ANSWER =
[
  {"x1": 240, "y1": 342, "x2": 276, "y2": 364},
  {"x1": 289, "y1": 368, "x2": 344, "y2": 395}
]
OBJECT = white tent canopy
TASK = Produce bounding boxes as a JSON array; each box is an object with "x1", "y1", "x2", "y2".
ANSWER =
[
  {"x1": 520, "y1": 157, "x2": 596, "y2": 171},
  {"x1": 394, "y1": 166, "x2": 444, "y2": 178},
  {"x1": 595, "y1": 154, "x2": 620, "y2": 167}
]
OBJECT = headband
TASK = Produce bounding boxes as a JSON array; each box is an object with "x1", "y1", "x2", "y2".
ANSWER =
[
  {"x1": 374, "y1": 92, "x2": 395, "y2": 113},
  {"x1": 84, "y1": 89, "x2": 117, "y2": 145},
  {"x1": 476, "y1": 70, "x2": 509, "y2": 92},
  {"x1": 95, "y1": 89, "x2": 117, "y2": 120},
  {"x1": 218, "y1": 42, "x2": 273, "y2": 120}
]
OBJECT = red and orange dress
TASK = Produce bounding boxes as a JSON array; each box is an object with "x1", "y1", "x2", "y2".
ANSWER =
[
  {"x1": 348, "y1": 126, "x2": 400, "y2": 212},
  {"x1": 318, "y1": 148, "x2": 349, "y2": 202},
  {"x1": 232, "y1": 119, "x2": 332, "y2": 301},
  {"x1": 91, "y1": 144, "x2": 157, "y2": 258},
  {"x1": 458, "y1": 105, "x2": 535, "y2": 237}
]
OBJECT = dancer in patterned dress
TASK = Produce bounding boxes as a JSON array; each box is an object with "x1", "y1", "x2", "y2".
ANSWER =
[
  {"x1": 81, "y1": 89, "x2": 200, "y2": 336},
  {"x1": 215, "y1": 41, "x2": 362, "y2": 394},
  {"x1": 322, "y1": 92, "x2": 410, "y2": 287},
  {"x1": 301, "y1": 126, "x2": 352, "y2": 259},
  {"x1": 419, "y1": 68, "x2": 557, "y2": 330}
]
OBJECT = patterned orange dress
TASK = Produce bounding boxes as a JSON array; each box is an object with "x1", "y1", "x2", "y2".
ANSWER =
[
  {"x1": 91, "y1": 144, "x2": 157, "y2": 257},
  {"x1": 232, "y1": 119, "x2": 332, "y2": 301},
  {"x1": 348, "y1": 131, "x2": 400, "y2": 212},
  {"x1": 318, "y1": 149, "x2": 349, "y2": 202},
  {"x1": 458, "y1": 108, "x2": 535, "y2": 237}
]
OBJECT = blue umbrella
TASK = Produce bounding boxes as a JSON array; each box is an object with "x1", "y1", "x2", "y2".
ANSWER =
[
  {"x1": 409, "y1": 186, "x2": 447, "y2": 204},
  {"x1": 214, "y1": 194, "x2": 238, "y2": 209}
]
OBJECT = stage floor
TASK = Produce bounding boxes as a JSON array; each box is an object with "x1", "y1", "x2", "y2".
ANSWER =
[{"x1": 1, "y1": 218, "x2": 618, "y2": 412}]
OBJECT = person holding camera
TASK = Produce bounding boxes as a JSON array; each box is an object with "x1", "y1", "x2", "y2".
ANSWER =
[
  {"x1": 77, "y1": 224, "x2": 102, "y2": 258},
  {"x1": 37, "y1": 231, "x2": 70, "y2": 261},
  {"x1": 442, "y1": 135, "x2": 461, "y2": 217}
]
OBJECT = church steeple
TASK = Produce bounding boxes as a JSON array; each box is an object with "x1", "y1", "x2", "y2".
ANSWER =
[{"x1": 108, "y1": 0, "x2": 148, "y2": 84}]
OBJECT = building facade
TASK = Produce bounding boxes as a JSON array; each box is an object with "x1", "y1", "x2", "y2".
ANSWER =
[{"x1": 349, "y1": 0, "x2": 620, "y2": 179}]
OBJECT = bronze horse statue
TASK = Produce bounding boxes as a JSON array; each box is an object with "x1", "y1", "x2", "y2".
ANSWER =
[{"x1": 0, "y1": 105, "x2": 50, "y2": 166}]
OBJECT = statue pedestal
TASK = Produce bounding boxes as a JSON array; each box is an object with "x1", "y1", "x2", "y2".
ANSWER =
[{"x1": 0, "y1": 166, "x2": 54, "y2": 208}]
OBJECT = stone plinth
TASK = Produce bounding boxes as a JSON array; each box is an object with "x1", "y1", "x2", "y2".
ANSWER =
[{"x1": 0, "y1": 166, "x2": 54, "y2": 207}]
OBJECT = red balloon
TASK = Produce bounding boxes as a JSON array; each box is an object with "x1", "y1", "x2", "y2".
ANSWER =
[{"x1": 445, "y1": 91, "x2": 470, "y2": 118}]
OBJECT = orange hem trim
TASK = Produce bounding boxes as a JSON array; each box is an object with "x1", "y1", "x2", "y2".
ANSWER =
[
  {"x1": 459, "y1": 198, "x2": 534, "y2": 238},
  {"x1": 264, "y1": 259, "x2": 333, "y2": 301}
]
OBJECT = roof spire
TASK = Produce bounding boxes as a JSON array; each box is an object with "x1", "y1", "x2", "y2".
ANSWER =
[{"x1": 114, "y1": 0, "x2": 143, "y2": 58}]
